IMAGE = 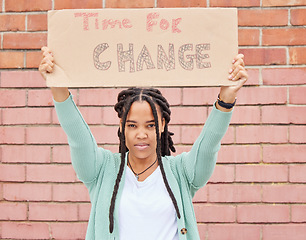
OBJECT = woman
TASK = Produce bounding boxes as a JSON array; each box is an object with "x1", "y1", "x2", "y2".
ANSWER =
[{"x1": 39, "y1": 46, "x2": 248, "y2": 240}]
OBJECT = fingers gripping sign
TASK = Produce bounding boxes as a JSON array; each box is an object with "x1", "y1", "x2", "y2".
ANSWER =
[
  {"x1": 217, "y1": 54, "x2": 248, "y2": 111},
  {"x1": 39, "y1": 46, "x2": 55, "y2": 80}
]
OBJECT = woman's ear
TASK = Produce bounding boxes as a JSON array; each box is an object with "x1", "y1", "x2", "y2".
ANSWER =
[{"x1": 161, "y1": 118, "x2": 165, "y2": 133}]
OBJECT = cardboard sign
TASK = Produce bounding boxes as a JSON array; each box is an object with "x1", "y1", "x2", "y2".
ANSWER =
[{"x1": 47, "y1": 8, "x2": 238, "y2": 87}]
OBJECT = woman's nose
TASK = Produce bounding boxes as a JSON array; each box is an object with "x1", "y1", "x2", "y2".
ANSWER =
[{"x1": 136, "y1": 128, "x2": 147, "y2": 139}]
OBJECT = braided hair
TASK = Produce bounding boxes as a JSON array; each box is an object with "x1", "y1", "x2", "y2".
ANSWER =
[{"x1": 109, "y1": 87, "x2": 180, "y2": 233}]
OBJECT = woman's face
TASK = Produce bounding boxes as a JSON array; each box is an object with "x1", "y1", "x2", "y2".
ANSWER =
[{"x1": 122, "y1": 100, "x2": 165, "y2": 162}]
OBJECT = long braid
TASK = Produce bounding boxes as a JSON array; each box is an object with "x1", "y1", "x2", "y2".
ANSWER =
[
  {"x1": 109, "y1": 95, "x2": 137, "y2": 233},
  {"x1": 110, "y1": 87, "x2": 180, "y2": 233},
  {"x1": 144, "y1": 95, "x2": 181, "y2": 219}
]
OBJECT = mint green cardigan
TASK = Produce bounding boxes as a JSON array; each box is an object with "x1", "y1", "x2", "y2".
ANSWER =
[{"x1": 54, "y1": 95, "x2": 232, "y2": 240}]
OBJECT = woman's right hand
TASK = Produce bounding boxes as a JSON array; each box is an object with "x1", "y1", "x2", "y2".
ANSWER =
[
  {"x1": 39, "y1": 46, "x2": 54, "y2": 80},
  {"x1": 39, "y1": 46, "x2": 70, "y2": 102}
]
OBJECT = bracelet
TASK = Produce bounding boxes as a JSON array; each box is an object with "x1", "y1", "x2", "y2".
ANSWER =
[{"x1": 217, "y1": 94, "x2": 237, "y2": 109}]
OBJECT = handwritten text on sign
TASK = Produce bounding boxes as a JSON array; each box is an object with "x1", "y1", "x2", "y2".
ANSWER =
[{"x1": 47, "y1": 8, "x2": 237, "y2": 87}]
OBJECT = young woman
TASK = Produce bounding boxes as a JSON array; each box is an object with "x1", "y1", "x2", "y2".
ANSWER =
[{"x1": 39, "y1": 46, "x2": 248, "y2": 240}]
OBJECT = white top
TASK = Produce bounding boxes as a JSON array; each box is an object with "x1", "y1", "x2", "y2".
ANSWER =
[{"x1": 119, "y1": 166, "x2": 179, "y2": 240}]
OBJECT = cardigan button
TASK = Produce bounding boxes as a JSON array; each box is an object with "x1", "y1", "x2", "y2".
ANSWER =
[{"x1": 180, "y1": 228, "x2": 187, "y2": 235}]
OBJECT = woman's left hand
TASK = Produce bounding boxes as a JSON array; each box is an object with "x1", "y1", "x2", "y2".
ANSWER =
[{"x1": 218, "y1": 54, "x2": 248, "y2": 106}]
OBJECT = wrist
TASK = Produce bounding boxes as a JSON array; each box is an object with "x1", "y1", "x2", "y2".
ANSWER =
[{"x1": 216, "y1": 94, "x2": 237, "y2": 112}]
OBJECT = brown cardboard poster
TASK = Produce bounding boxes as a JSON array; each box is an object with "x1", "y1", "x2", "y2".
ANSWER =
[{"x1": 46, "y1": 8, "x2": 238, "y2": 87}]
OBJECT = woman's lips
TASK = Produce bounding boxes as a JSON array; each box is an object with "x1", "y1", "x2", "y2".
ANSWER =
[{"x1": 134, "y1": 143, "x2": 149, "y2": 150}]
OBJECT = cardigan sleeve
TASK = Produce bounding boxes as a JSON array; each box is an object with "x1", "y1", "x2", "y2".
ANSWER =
[
  {"x1": 54, "y1": 94, "x2": 104, "y2": 184},
  {"x1": 181, "y1": 103, "x2": 232, "y2": 191}
]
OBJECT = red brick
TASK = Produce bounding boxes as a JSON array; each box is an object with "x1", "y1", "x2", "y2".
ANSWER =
[
  {"x1": 230, "y1": 106, "x2": 260, "y2": 124},
  {"x1": 210, "y1": 0, "x2": 260, "y2": 7},
  {"x1": 55, "y1": 0, "x2": 102, "y2": 9},
  {"x1": 50, "y1": 222, "x2": 87, "y2": 239},
  {"x1": 197, "y1": 224, "x2": 207, "y2": 240},
  {"x1": 3, "y1": 183, "x2": 52, "y2": 201},
  {"x1": 0, "y1": 202, "x2": 27, "y2": 220},
  {"x1": 157, "y1": 0, "x2": 206, "y2": 7},
  {"x1": 263, "y1": 0, "x2": 306, "y2": 6},
  {"x1": 218, "y1": 145, "x2": 261, "y2": 163},
  {"x1": 262, "y1": 28, "x2": 306, "y2": 46},
  {"x1": 262, "y1": 106, "x2": 306, "y2": 124},
  {"x1": 236, "y1": 125, "x2": 288, "y2": 144},
  {"x1": 171, "y1": 107, "x2": 207, "y2": 124},
  {"x1": 3, "y1": 32, "x2": 47, "y2": 49},
  {"x1": 207, "y1": 224, "x2": 261, "y2": 240},
  {"x1": 291, "y1": 9, "x2": 306, "y2": 26},
  {"x1": 290, "y1": 165, "x2": 306, "y2": 183},
  {"x1": 289, "y1": 47, "x2": 306, "y2": 64},
  {"x1": 238, "y1": 9, "x2": 288, "y2": 26},
  {"x1": 27, "y1": 14, "x2": 48, "y2": 31},
  {"x1": 263, "y1": 145, "x2": 306, "y2": 163},
  {"x1": 5, "y1": 0, "x2": 52, "y2": 12},
  {"x1": 107, "y1": 0, "x2": 154, "y2": 7},
  {"x1": 78, "y1": 107, "x2": 103, "y2": 125},
  {"x1": 0, "y1": 164, "x2": 26, "y2": 182},
  {"x1": 238, "y1": 29, "x2": 260, "y2": 46},
  {"x1": 3, "y1": 108, "x2": 52, "y2": 125},
  {"x1": 208, "y1": 165, "x2": 235, "y2": 183},
  {"x1": 0, "y1": 14, "x2": 25, "y2": 31},
  {"x1": 78, "y1": 203, "x2": 91, "y2": 221},
  {"x1": 263, "y1": 184, "x2": 306, "y2": 203},
  {"x1": 52, "y1": 145, "x2": 72, "y2": 163},
  {"x1": 91, "y1": 126, "x2": 119, "y2": 144},
  {"x1": 1, "y1": 145, "x2": 51, "y2": 163},
  {"x1": 102, "y1": 107, "x2": 120, "y2": 125},
  {"x1": 192, "y1": 187, "x2": 208, "y2": 203},
  {"x1": 79, "y1": 88, "x2": 122, "y2": 106},
  {"x1": 1, "y1": 222, "x2": 50, "y2": 239},
  {"x1": 182, "y1": 87, "x2": 220, "y2": 105},
  {"x1": 289, "y1": 90, "x2": 305, "y2": 109},
  {"x1": 26, "y1": 51, "x2": 43, "y2": 68},
  {"x1": 159, "y1": 88, "x2": 182, "y2": 106},
  {"x1": 27, "y1": 164, "x2": 77, "y2": 182},
  {"x1": 292, "y1": 205, "x2": 306, "y2": 222},
  {"x1": 0, "y1": 51, "x2": 24, "y2": 68},
  {"x1": 263, "y1": 67, "x2": 306, "y2": 85},
  {"x1": 29, "y1": 203, "x2": 78, "y2": 221},
  {"x1": 26, "y1": 127, "x2": 67, "y2": 144},
  {"x1": 208, "y1": 184, "x2": 261, "y2": 203},
  {"x1": 236, "y1": 164, "x2": 288, "y2": 182},
  {"x1": 0, "y1": 127, "x2": 25, "y2": 144},
  {"x1": 290, "y1": 126, "x2": 306, "y2": 143},
  {"x1": 237, "y1": 204, "x2": 290, "y2": 223},
  {"x1": 238, "y1": 87, "x2": 287, "y2": 105},
  {"x1": 52, "y1": 184, "x2": 90, "y2": 202},
  {"x1": 0, "y1": 89, "x2": 26, "y2": 107},
  {"x1": 263, "y1": 224, "x2": 306, "y2": 240},
  {"x1": 240, "y1": 48, "x2": 286, "y2": 66},
  {"x1": 27, "y1": 89, "x2": 54, "y2": 106},
  {"x1": 1, "y1": 71, "x2": 45, "y2": 88},
  {"x1": 244, "y1": 68, "x2": 260, "y2": 86},
  {"x1": 181, "y1": 125, "x2": 234, "y2": 144},
  {"x1": 194, "y1": 204, "x2": 236, "y2": 222}
]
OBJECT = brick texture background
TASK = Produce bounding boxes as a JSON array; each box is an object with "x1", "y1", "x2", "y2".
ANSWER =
[{"x1": 0, "y1": 0, "x2": 306, "y2": 239}]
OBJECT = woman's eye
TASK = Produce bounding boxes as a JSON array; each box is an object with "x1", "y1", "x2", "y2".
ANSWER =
[
  {"x1": 148, "y1": 124, "x2": 155, "y2": 128},
  {"x1": 127, "y1": 124, "x2": 136, "y2": 128}
]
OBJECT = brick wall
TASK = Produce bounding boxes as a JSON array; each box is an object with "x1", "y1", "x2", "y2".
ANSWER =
[{"x1": 0, "y1": 0, "x2": 306, "y2": 239}]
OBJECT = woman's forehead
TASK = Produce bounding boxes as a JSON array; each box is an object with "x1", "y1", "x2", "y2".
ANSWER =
[{"x1": 127, "y1": 101, "x2": 161, "y2": 121}]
